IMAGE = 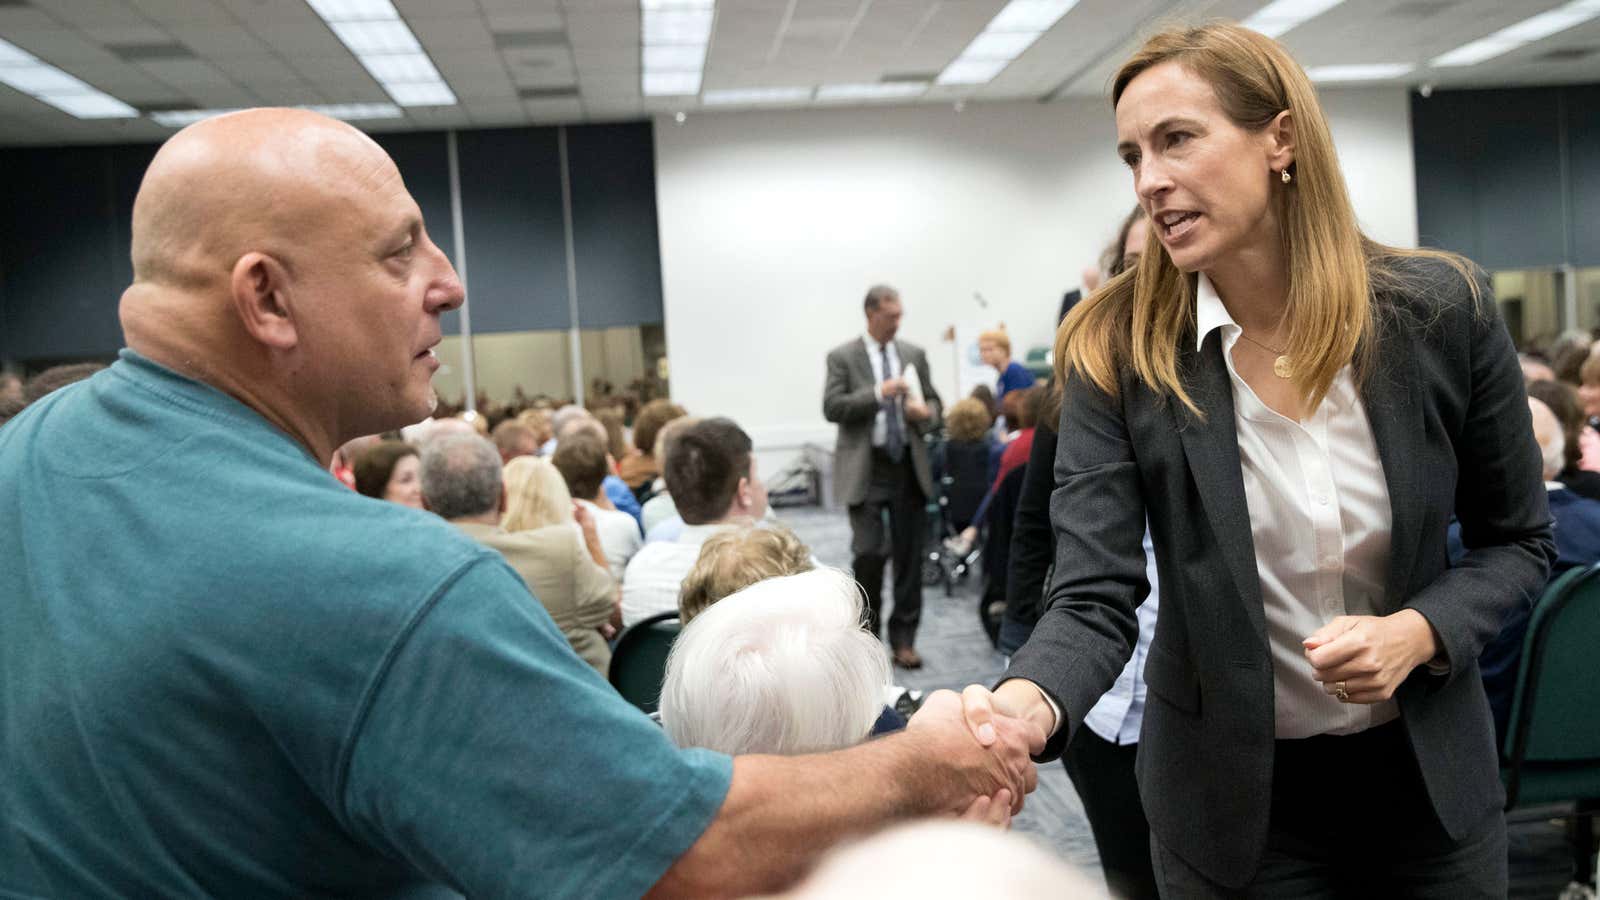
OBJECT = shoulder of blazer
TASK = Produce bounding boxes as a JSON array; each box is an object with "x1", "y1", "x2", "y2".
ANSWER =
[
  {"x1": 828, "y1": 338, "x2": 868, "y2": 362},
  {"x1": 895, "y1": 339, "x2": 927, "y2": 363},
  {"x1": 1371, "y1": 253, "x2": 1487, "y2": 339}
]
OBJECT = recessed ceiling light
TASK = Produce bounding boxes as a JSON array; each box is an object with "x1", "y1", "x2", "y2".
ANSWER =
[
  {"x1": 988, "y1": 0, "x2": 1077, "y2": 33},
  {"x1": 305, "y1": 0, "x2": 399, "y2": 21},
  {"x1": 357, "y1": 52, "x2": 440, "y2": 83},
  {"x1": 643, "y1": 70, "x2": 703, "y2": 96},
  {"x1": 0, "y1": 37, "x2": 138, "y2": 119},
  {"x1": 702, "y1": 86, "x2": 813, "y2": 105},
  {"x1": 1305, "y1": 63, "x2": 1415, "y2": 82},
  {"x1": 642, "y1": 9, "x2": 714, "y2": 44},
  {"x1": 305, "y1": 1, "x2": 456, "y2": 108},
  {"x1": 149, "y1": 102, "x2": 403, "y2": 128},
  {"x1": 936, "y1": 58, "x2": 1010, "y2": 85},
  {"x1": 643, "y1": 44, "x2": 708, "y2": 70},
  {"x1": 962, "y1": 31, "x2": 1040, "y2": 60},
  {"x1": 1431, "y1": 0, "x2": 1600, "y2": 67},
  {"x1": 1241, "y1": 0, "x2": 1347, "y2": 39},
  {"x1": 815, "y1": 82, "x2": 928, "y2": 101},
  {"x1": 384, "y1": 81, "x2": 455, "y2": 106}
]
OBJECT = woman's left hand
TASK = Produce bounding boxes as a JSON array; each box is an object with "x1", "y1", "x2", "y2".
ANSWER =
[{"x1": 1303, "y1": 610, "x2": 1440, "y2": 704}]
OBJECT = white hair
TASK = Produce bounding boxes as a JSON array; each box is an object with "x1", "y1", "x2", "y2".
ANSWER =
[
  {"x1": 659, "y1": 567, "x2": 890, "y2": 756},
  {"x1": 777, "y1": 821, "x2": 1100, "y2": 899},
  {"x1": 1529, "y1": 397, "x2": 1565, "y2": 481}
]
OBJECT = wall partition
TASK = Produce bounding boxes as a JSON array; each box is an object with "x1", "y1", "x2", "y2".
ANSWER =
[
  {"x1": 1412, "y1": 82, "x2": 1600, "y2": 348},
  {"x1": 0, "y1": 121, "x2": 667, "y2": 410}
]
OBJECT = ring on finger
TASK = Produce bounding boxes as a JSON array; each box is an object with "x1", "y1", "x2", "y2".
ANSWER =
[{"x1": 1334, "y1": 682, "x2": 1350, "y2": 702}]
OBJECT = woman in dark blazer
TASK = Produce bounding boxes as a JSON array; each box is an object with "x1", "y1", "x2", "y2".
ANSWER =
[{"x1": 965, "y1": 22, "x2": 1554, "y2": 897}]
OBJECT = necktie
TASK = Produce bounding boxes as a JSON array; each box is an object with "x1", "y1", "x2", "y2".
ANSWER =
[{"x1": 881, "y1": 344, "x2": 905, "y2": 463}]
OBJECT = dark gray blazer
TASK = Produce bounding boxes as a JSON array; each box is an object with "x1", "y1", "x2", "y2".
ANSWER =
[
  {"x1": 822, "y1": 338, "x2": 942, "y2": 507},
  {"x1": 1006, "y1": 258, "x2": 1555, "y2": 888}
]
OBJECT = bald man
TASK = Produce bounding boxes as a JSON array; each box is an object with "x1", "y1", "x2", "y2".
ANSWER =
[{"x1": 0, "y1": 110, "x2": 1039, "y2": 899}]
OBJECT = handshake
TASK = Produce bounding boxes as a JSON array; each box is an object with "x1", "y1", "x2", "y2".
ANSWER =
[{"x1": 898, "y1": 681, "x2": 1056, "y2": 828}]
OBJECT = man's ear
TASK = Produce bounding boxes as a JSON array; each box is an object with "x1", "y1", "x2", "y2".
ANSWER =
[
  {"x1": 1266, "y1": 108, "x2": 1296, "y2": 174},
  {"x1": 735, "y1": 476, "x2": 753, "y2": 511},
  {"x1": 230, "y1": 251, "x2": 298, "y2": 351}
]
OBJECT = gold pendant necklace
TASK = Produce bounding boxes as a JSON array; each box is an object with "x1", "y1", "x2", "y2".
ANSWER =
[{"x1": 1238, "y1": 332, "x2": 1292, "y2": 379}]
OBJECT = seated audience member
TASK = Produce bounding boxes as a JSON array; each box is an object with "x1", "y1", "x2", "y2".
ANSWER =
[
  {"x1": 621, "y1": 417, "x2": 767, "y2": 624},
  {"x1": 678, "y1": 523, "x2": 816, "y2": 624},
  {"x1": 502, "y1": 455, "x2": 611, "y2": 576},
  {"x1": 515, "y1": 408, "x2": 554, "y2": 455},
  {"x1": 619, "y1": 398, "x2": 687, "y2": 496},
  {"x1": 777, "y1": 821, "x2": 1099, "y2": 899},
  {"x1": 1450, "y1": 397, "x2": 1600, "y2": 743},
  {"x1": 1550, "y1": 331, "x2": 1593, "y2": 385},
  {"x1": 556, "y1": 413, "x2": 645, "y2": 525},
  {"x1": 1580, "y1": 353, "x2": 1600, "y2": 420},
  {"x1": 329, "y1": 434, "x2": 380, "y2": 490},
  {"x1": 979, "y1": 329, "x2": 1034, "y2": 410},
  {"x1": 1520, "y1": 353, "x2": 1556, "y2": 385},
  {"x1": 948, "y1": 387, "x2": 1042, "y2": 556},
  {"x1": 491, "y1": 420, "x2": 539, "y2": 464},
  {"x1": 936, "y1": 398, "x2": 997, "y2": 533},
  {"x1": 661, "y1": 568, "x2": 889, "y2": 756},
  {"x1": 1527, "y1": 379, "x2": 1600, "y2": 502},
  {"x1": 554, "y1": 431, "x2": 642, "y2": 582},
  {"x1": 968, "y1": 384, "x2": 997, "y2": 422},
  {"x1": 353, "y1": 440, "x2": 423, "y2": 509},
  {"x1": 0, "y1": 108, "x2": 1040, "y2": 899},
  {"x1": 598, "y1": 406, "x2": 631, "y2": 463},
  {"x1": 547, "y1": 403, "x2": 590, "y2": 452},
  {"x1": 421, "y1": 434, "x2": 618, "y2": 675},
  {"x1": 641, "y1": 415, "x2": 700, "y2": 539}
]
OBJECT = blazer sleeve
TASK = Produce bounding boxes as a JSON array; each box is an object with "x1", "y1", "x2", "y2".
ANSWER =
[
  {"x1": 1002, "y1": 373, "x2": 1146, "y2": 761},
  {"x1": 1005, "y1": 426, "x2": 1058, "y2": 626},
  {"x1": 822, "y1": 347, "x2": 879, "y2": 425},
  {"x1": 1403, "y1": 287, "x2": 1555, "y2": 683},
  {"x1": 914, "y1": 349, "x2": 943, "y2": 432}
]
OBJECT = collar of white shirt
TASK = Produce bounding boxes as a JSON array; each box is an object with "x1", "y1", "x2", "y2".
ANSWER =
[
  {"x1": 862, "y1": 333, "x2": 891, "y2": 356},
  {"x1": 1193, "y1": 272, "x2": 1236, "y2": 352}
]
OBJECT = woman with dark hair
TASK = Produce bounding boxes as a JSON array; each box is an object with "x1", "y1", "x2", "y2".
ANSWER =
[
  {"x1": 353, "y1": 440, "x2": 423, "y2": 509},
  {"x1": 966, "y1": 21, "x2": 1551, "y2": 896}
]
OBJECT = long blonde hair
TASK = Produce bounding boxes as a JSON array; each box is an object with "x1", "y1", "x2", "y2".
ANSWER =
[
  {"x1": 1057, "y1": 22, "x2": 1478, "y2": 415},
  {"x1": 501, "y1": 455, "x2": 573, "y2": 532}
]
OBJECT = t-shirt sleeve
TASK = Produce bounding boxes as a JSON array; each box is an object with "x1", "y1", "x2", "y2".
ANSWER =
[{"x1": 338, "y1": 557, "x2": 732, "y2": 899}]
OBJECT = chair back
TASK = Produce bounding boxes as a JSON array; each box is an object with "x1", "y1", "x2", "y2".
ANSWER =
[
  {"x1": 942, "y1": 440, "x2": 991, "y2": 529},
  {"x1": 1503, "y1": 562, "x2": 1600, "y2": 808},
  {"x1": 609, "y1": 611, "x2": 681, "y2": 715}
]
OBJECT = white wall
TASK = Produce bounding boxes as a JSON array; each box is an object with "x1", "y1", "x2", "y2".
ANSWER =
[{"x1": 652, "y1": 90, "x2": 1417, "y2": 482}]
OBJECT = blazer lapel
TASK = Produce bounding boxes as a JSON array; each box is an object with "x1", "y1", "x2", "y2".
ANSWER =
[
  {"x1": 854, "y1": 339, "x2": 876, "y2": 387},
  {"x1": 1176, "y1": 331, "x2": 1270, "y2": 649},
  {"x1": 1358, "y1": 305, "x2": 1424, "y2": 612}
]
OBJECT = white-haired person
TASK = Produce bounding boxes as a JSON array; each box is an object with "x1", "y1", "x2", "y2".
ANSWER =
[
  {"x1": 766, "y1": 820, "x2": 1099, "y2": 899},
  {"x1": 661, "y1": 568, "x2": 898, "y2": 757}
]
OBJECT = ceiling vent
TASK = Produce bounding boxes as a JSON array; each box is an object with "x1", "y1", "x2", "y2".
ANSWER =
[
  {"x1": 107, "y1": 42, "x2": 194, "y2": 62},
  {"x1": 493, "y1": 30, "x2": 568, "y2": 50},
  {"x1": 519, "y1": 86, "x2": 579, "y2": 99}
]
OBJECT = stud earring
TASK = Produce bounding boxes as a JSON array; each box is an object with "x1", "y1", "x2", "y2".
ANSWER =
[{"x1": 1281, "y1": 168, "x2": 1293, "y2": 184}]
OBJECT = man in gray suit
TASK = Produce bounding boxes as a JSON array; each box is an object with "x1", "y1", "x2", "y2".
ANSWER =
[{"x1": 823, "y1": 285, "x2": 942, "y2": 668}]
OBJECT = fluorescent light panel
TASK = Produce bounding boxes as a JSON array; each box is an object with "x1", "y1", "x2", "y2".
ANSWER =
[
  {"x1": 1432, "y1": 0, "x2": 1600, "y2": 67},
  {"x1": 935, "y1": 0, "x2": 1078, "y2": 87},
  {"x1": 303, "y1": 0, "x2": 455, "y2": 107},
  {"x1": 640, "y1": 1, "x2": 714, "y2": 98},
  {"x1": 1306, "y1": 63, "x2": 1414, "y2": 82},
  {"x1": 702, "y1": 86, "x2": 812, "y2": 105},
  {"x1": 1241, "y1": 0, "x2": 1346, "y2": 39},
  {"x1": 150, "y1": 103, "x2": 402, "y2": 128},
  {"x1": 0, "y1": 37, "x2": 138, "y2": 119},
  {"x1": 816, "y1": 82, "x2": 928, "y2": 101}
]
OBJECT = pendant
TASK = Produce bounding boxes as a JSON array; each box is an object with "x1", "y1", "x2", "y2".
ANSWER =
[{"x1": 1273, "y1": 355, "x2": 1293, "y2": 379}]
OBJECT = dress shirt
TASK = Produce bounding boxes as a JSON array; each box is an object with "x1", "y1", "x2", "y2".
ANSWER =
[
  {"x1": 862, "y1": 334, "x2": 902, "y2": 449},
  {"x1": 1081, "y1": 528, "x2": 1161, "y2": 745},
  {"x1": 1196, "y1": 273, "x2": 1397, "y2": 739},
  {"x1": 619, "y1": 522, "x2": 736, "y2": 625}
]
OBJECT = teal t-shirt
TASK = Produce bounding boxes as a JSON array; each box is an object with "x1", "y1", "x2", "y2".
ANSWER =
[{"x1": 0, "y1": 350, "x2": 731, "y2": 898}]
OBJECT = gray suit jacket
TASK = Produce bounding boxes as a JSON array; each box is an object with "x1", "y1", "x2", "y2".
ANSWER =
[
  {"x1": 1007, "y1": 257, "x2": 1555, "y2": 887},
  {"x1": 823, "y1": 337, "x2": 942, "y2": 506}
]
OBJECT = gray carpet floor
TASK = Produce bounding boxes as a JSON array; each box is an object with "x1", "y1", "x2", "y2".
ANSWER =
[{"x1": 773, "y1": 503, "x2": 1587, "y2": 899}]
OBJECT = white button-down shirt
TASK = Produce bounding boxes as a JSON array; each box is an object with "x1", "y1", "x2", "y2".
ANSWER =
[
  {"x1": 1196, "y1": 274, "x2": 1397, "y2": 739},
  {"x1": 1081, "y1": 527, "x2": 1160, "y2": 745},
  {"x1": 862, "y1": 334, "x2": 902, "y2": 449}
]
